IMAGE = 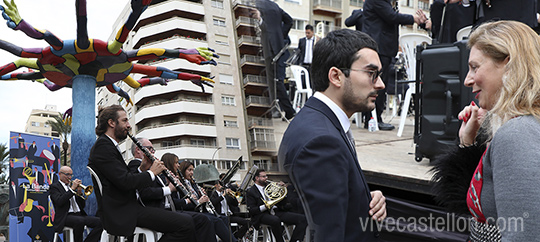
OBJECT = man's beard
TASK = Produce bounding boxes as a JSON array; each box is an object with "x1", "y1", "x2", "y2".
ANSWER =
[{"x1": 114, "y1": 125, "x2": 128, "y2": 141}]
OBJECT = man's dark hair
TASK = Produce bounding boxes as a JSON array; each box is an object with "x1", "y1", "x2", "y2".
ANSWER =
[
  {"x1": 311, "y1": 29, "x2": 378, "y2": 92},
  {"x1": 253, "y1": 168, "x2": 266, "y2": 181},
  {"x1": 305, "y1": 24, "x2": 314, "y2": 31},
  {"x1": 95, "y1": 105, "x2": 125, "y2": 136}
]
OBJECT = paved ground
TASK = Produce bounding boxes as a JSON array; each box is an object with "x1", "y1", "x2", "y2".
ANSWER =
[{"x1": 274, "y1": 110, "x2": 436, "y2": 194}]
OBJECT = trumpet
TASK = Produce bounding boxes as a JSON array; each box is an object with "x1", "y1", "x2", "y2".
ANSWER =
[
  {"x1": 70, "y1": 182, "x2": 93, "y2": 200},
  {"x1": 262, "y1": 180, "x2": 287, "y2": 210}
]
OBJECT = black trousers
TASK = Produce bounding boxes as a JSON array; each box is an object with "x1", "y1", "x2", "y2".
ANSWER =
[
  {"x1": 182, "y1": 211, "x2": 217, "y2": 242},
  {"x1": 259, "y1": 211, "x2": 307, "y2": 242},
  {"x1": 136, "y1": 206, "x2": 196, "y2": 242},
  {"x1": 229, "y1": 215, "x2": 250, "y2": 239},
  {"x1": 363, "y1": 55, "x2": 393, "y2": 123},
  {"x1": 64, "y1": 213, "x2": 103, "y2": 242}
]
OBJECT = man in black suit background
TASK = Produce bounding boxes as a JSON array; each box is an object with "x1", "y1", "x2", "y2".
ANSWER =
[
  {"x1": 254, "y1": 0, "x2": 295, "y2": 120},
  {"x1": 49, "y1": 166, "x2": 102, "y2": 242},
  {"x1": 446, "y1": 0, "x2": 537, "y2": 29},
  {"x1": 345, "y1": 8, "x2": 364, "y2": 31},
  {"x1": 88, "y1": 105, "x2": 196, "y2": 241},
  {"x1": 210, "y1": 173, "x2": 250, "y2": 240},
  {"x1": 246, "y1": 169, "x2": 306, "y2": 242},
  {"x1": 362, "y1": 0, "x2": 426, "y2": 130},
  {"x1": 280, "y1": 29, "x2": 387, "y2": 241},
  {"x1": 296, "y1": 24, "x2": 318, "y2": 70}
]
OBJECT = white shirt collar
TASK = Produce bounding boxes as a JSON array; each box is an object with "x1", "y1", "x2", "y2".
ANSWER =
[
  {"x1": 106, "y1": 134, "x2": 121, "y2": 153},
  {"x1": 313, "y1": 92, "x2": 351, "y2": 133}
]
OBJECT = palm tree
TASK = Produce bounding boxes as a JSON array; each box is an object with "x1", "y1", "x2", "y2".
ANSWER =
[
  {"x1": 0, "y1": 143, "x2": 9, "y2": 184},
  {"x1": 46, "y1": 113, "x2": 72, "y2": 165}
]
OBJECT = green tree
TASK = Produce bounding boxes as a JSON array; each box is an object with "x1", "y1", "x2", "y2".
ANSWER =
[
  {"x1": 0, "y1": 143, "x2": 9, "y2": 184},
  {"x1": 46, "y1": 113, "x2": 72, "y2": 165}
]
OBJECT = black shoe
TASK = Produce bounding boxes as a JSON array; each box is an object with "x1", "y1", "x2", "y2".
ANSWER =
[{"x1": 378, "y1": 122, "x2": 395, "y2": 131}]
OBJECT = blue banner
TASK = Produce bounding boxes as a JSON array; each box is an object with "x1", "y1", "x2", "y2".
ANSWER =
[{"x1": 9, "y1": 132, "x2": 60, "y2": 242}]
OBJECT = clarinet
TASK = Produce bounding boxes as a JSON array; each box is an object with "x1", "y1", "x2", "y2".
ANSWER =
[
  {"x1": 192, "y1": 176, "x2": 219, "y2": 216},
  {"x1": 128, "y1": 134, "x2": 198, "y2": 205}
]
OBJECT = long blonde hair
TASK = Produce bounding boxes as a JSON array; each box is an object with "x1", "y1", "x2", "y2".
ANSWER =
[{"x1": 468, "y1": 20, "x2": 540, "y2": 138}]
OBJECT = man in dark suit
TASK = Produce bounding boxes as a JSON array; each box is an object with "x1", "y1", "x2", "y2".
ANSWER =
[
  {"x1": 345, "y1": 8, "x2": 364, "y2": 31},
  {"x1": 246, "y1": 169, "x2": 307, "y2": 242},
  {"x1": 49, "y1": 166, "x2": 102, "y2": 242},
  {"x1": 279, "y1": 29, "x2": 387, "y2": 242},
  {"x1": 296, "y1": 24, "x2": 318, "y2": 70},
  {"x1": 255, "y1": 0, "x2": 295, "y2": 120},
  {"x1": 446, "y1": 0, "x2": 537, "y2": 29},
  {"x1": 88, "y1": 105, "x2": 196, "y2": 241},
  {"x1": 362, "y1": 0, "x2": 426, "y2": 130},
  {"x1": 210, "y1": 174, "x2": 250, "y2": 240}
]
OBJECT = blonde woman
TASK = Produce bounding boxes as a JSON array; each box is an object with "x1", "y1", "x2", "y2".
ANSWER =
[{"x1": 432, "y1": 20, "x2": 540, "y2": 241}]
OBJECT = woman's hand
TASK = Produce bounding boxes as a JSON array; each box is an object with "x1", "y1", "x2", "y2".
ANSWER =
[{"x1": 458, "y1": 101, "x2": 487, "y2": 146}]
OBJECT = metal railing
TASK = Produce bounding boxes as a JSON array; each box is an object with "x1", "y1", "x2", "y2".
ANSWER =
[
  {"x1": 240, "y1": 54, "x2": 265, "y2": 65},
  {"x1": 157, "y1": 144, "x2": 219, "y2": 150},
  {"x1": 137, "y1": 120, "x2": 215, "y2": 134},
  {"x1": 243, "y1": 74, "x2": 266, "y2": 85},
  {"x1": 238, "y1": 35, "x2": 261, "y2": 45},
  {"x1": 236, "y1": 16, "x2": 256, "y2": 26},
  {"x1": 136, "y1": 98, "x2": 212, "y2": 114},
  {"x1": 250, "y1": 140, "x2": 277, "y2": 150},
  {"x1": 247, "y1": 116, "x2": 273, "y2": 127},
  {"x1": 245, "y1": 96, "x2": 271, "y2": 106},
  {"x1": 313, "y1": 0, "x2": 342, "y2": 9}
]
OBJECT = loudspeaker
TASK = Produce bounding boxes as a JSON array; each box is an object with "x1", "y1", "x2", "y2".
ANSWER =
[{"x1": 414, "y1": 40, "x2": 475, "y2": 161}]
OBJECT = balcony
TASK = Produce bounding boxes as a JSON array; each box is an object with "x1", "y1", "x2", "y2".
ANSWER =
[
  {"x1": 135, "y1": 79, "x2": 213, "y2": 104},
  {"x1": 137, "y1": 122, "x2": 217, "y2": 140},
  {"x1": 247, "y1": 116, "x2": 273, "y2": 129},
  {"x1": 135, "y1": 100, "x2": 215, "y2": 124},
  {"x1": 250, "y1": 140, "x2": 277, "y2": 152},
  {"x1": 133, "y1": 17, "x2": 207, "y2": 48},
  {"x1": 141, "y1": 0, "x2": 204, "y2": 20},
  {"x1": 236, "y1": 16, "x2": 257, "y2": 27},
  {"x1": 313, "y1": 0, "x2": 342, "y2": 15},
  {"x1": 154, "y1": 145, "x2": 219, "y2": 160},
  {"x1": 243, "y1": 74, "x2": 268, "y2": 95},
  {"x1": 240, "y1": 54, "x2": 265, "y2": 76},
  {"x1": 139, "y1": 35, "x2": 207, "y2": 50},
  {"x1": 245, "y1": 96, "x2": 271, "y2": 116},
  {"x1": 238, "y1": 35, "x2": 261, "y2": 46},
  {"x1": 233, "y1": 0, "x2": 256, "y2": 8}
]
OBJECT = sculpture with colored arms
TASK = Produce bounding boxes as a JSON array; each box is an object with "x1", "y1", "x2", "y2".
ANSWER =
[{"x1": 0, "y1": 0, "x2": 219, "y2": 105}]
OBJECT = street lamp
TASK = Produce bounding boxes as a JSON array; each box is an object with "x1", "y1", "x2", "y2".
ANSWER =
[{"x1": 211, "y1": 147, "x2": 222, "y2": 162}]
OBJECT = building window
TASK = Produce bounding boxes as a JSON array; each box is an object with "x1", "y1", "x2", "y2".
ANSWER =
[
  {"x1": 292, "y1": 19, "x2": 306, "y2": 30},
  {"x1": 219, "y1": 74, "x2": 234, "y2": 85},
  {"x1": 162, "y1": 141, "x2": 174, "y2": 147},
  {"x1": 349, "y1": 0, "x2": 363, "y2": 7},
  {"x1": 213, "y1": 18, "x2": 226, "y2": 27},
  {"x1": 226, "y1": 138, "x2": 240, "y2": 149},
  {"x1": 211, "y1": 0, "x2": 224, "y2": 8},
  {"x1": 224, "y1": 120, "x2": 238, "y2": 127},
  {"x1": 221, "y1": 95, "x2": 236, "y2": 106},
  {"x1": 254, "y1": 159, "x2": 269, "y2": 170},
  {"x1": 190, "y1": 139, "x2": 206, "y2": 147},
  {"x1": 418, "y1": 0, "x2": 429, "y2": 10},
  {"x1": 215, "y1": 34, "x2": 229, "y2": 46},
  {"x1": 31, "y1": 122, "x2": 40, "y2": 127},
  {"x1": 44, "y1": 133, "x2": 49, "y2": 136},
  {"x1": 44, "y1": 123, "x2": 50, "y2": 128}
]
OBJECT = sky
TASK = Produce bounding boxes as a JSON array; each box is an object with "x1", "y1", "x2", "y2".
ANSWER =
[{"x1": 0, "y1": 0, "x2": 130, "y2": 145}]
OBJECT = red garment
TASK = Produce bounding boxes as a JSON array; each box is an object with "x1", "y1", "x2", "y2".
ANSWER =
[{"x1": 467, "y1": 148, "x2": 488, "y2": 222}]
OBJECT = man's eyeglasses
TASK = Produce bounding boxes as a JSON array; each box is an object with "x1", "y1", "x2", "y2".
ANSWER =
[
  {"x1": 61, "y1": 172, "x2": 73, "y2": 177},
  {"x1": 343, "y1": 68, "x2": 382, "y2": 84},
  {"x1": 143, "y1": 146, "x2": 155, "y2": 153}
]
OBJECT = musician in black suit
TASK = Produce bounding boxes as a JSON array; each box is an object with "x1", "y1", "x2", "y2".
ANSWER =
[
  {"x1": 49, "y1": 166, "x2": 102, "y2": 242},
  {"x1": 345, "y1": 8, "x2": 364, "y2": 31},
  {"x1": 129, "y1": 148, "x2": 217, "y2": 242},
  {"x1": 254, "y1": 0, "x2": 295, "y2": 120},
  {"x1": 362, "y1": 0, "x2": 426, "y2": 130},
  {"x1": 87, "y1": 105, "x2": 196, "y2": 241},
  {"x1": 246, "y1": 169, "x2": 307, "y2": 242},
  {"x1": 210, "y1": 173, "x2": 250, "y2": 240},
  {"x1": 446, "y1": 0, "x2": 537, "y2": 29}
]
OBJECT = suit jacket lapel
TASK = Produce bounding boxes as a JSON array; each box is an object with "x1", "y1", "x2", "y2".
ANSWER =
[{"x1": 304, "y1": 97, "x2": 358, "y2": 160}]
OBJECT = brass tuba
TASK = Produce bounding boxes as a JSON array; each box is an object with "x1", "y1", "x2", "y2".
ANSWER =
[{"x1": 262, "y1": 181, "x2": 287, "y2": 210}]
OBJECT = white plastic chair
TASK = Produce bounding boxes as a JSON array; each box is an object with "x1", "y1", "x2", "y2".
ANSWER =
[
  {"x1": 397, "y1": 33, "x2": 431, "y2": 137},
  {"x1": 456, "y1": 25, "x2": 472, "y2": 41},
  {"x1": 289, "y1": 65, "x2": 313, "y2": 112},
  {"x1": 88, "y1": 166, "x2": 157, "y2": 242}
]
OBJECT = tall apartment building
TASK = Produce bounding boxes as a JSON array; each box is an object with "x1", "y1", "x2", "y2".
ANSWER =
[
  {"x1": 97, "y1": 0, "x2": 431, "y2": 180},
  {"x1": 98, "y1": 0, "x2": 251, "y2": 180},
  {"x1": 24, "y1": 105, "x2": 61, "y2": 138}
]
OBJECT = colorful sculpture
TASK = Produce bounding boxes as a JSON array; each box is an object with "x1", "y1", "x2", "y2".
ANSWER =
[{"x1": 0, "y1": 0, "x2": 219, "y2": 103}]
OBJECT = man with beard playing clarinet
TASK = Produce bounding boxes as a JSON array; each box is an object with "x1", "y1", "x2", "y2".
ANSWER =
[{"x1": 88, "y1": 105, "x2": 196, "y2": 241}]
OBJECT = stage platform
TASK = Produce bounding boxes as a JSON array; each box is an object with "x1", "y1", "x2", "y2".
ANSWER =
[{"x1": 274, "y1": 111, "x2": 435, "y2": 196}]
